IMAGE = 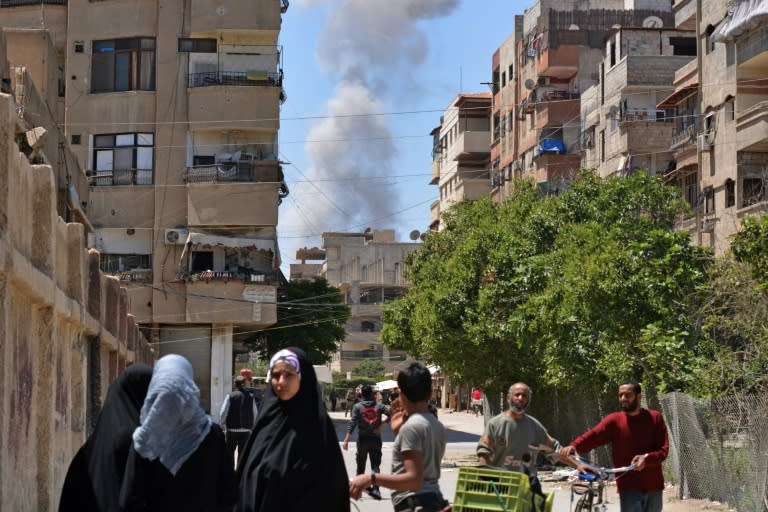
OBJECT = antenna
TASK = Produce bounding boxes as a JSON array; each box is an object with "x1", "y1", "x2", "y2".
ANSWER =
[{"x1": 409, "y1": 230, "x2": 421, "y2": 241}]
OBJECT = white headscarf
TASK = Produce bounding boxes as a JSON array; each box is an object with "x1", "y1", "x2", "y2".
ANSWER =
[{"x1": 132, "y1": 354, "x2": 212, "y2": 475}]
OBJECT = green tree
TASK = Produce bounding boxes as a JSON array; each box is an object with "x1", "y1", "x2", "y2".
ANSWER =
[
  {"x1": 246, "y1": 277, "x2": 350, "y2": 364},
  {"x1": 383, "y1": 171, "x2": 712, "y2": 400},
  {"x1": 353, "y1": 359, "x2": 386, "y2": 378},
  {"x1": 731, "y1": 214, "x2": 768, "y2": 288}
]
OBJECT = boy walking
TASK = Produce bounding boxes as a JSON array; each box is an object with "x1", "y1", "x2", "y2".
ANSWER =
[
  {"x1": 349, "y1": 363, "x2": 448, "y2": 512},
  {"x1": 343, "y1": 384, "x2": 390, "y2": 499}
]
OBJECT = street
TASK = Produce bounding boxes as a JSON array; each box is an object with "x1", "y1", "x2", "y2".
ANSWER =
[{"x1": 329, "y1": 409, "x2": 625, "y2": 512}]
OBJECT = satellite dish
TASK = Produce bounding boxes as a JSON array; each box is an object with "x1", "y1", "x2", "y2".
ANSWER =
[
  {"x1": 409, "y1": 230, "x2": 421, "y2": 241},
  {"x1": 568, "y1": 24, "x2": 580, "y2": 30},
  {"x1": 524, "y1": 79, "x2": 536, "y2": 90}
]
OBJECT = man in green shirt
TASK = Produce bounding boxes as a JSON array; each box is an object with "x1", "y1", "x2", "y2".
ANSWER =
[{"x1": 476, "y1": 382, "x2": 560, "y2": 475}]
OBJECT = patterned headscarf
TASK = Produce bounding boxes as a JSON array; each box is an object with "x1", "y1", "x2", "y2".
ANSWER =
[
  {"x1": 132, "y1": 354, "x2": 212, "y2": 475},
  {"x1": 267, "y1": 348, "x2": 301, "y2": 380}
]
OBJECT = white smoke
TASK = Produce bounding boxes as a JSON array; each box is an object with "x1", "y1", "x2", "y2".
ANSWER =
[{"x1": 281, "y1": 0, "x2": 459, "y2": 266}]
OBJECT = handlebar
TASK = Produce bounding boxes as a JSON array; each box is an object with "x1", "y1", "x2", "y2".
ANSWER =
[{"x1": 568, "y1": 455, "x2": 637, "y2": 478}]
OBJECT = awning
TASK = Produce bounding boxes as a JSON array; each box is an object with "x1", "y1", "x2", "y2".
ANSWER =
[
  {"x1": 712, "y1": 0, "x2": 768, "y2": 42},
  {"x1": 657, "y1": 84, "x2": 697, "y2": 108},
  {"x1": 376, "y1": 379, "x2": 399, "y2": 391},
  {"x1": 314, "y1": 365, "x2": 333, "y2": 384},
  {"x1": 180, "y1": 232, "x2": 276, "y2": 266}
]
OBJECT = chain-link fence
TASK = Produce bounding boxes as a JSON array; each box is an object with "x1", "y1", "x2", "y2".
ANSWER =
[{"x1": 660, "y1": 391, "x2": 768, "y2": 512}]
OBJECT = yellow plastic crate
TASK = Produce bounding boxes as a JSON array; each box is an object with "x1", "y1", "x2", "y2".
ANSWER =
[{"x1": 452, "y1": 467, "x2": 533, "y2": 512}]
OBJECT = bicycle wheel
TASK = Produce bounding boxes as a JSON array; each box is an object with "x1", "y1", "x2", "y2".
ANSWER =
[{"x1": 574, "y1": 493, "x2": 593, "y2": 511}]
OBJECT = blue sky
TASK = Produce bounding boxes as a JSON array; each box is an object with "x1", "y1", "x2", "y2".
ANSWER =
[{"x1": 276, "y1": 0, "x2": 529, "y2": 272}]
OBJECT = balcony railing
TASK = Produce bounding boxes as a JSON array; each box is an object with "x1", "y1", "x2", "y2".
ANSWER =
[
  {"x1": 1, "y1": 0, "x2": 64, "y2": 6},
  {"x1": 88, "y1": 169, "x2": 153, "y2": 186},
  {"x1": 621, "y1": 108, "x2": 674, "y2": 123},
  {"x1": 184, "y1": 162, "x2": 282, "y2": 184},
  {"x1": 114, "y1": 269, "x2": 153, "y2": 283},
  {"x1": 538, "y1": 89, "x2": 580, "y2": 102},
  {"x1": 670, "y1": 123, "x2": 698, "y2": 150},
  {"x1": 187, "y1": 71, "x2": 282, "y2": 88},
  {"x1": 181, "y1": 269, "x2": 279, "y2": 285}
]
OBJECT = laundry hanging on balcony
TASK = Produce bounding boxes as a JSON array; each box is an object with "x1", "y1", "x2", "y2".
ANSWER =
[{"x1": 537, "y1": 138, "x2": 567, "y2": 155}]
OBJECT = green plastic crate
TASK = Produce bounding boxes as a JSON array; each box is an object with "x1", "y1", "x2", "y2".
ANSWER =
[{"x1": 452, "y1": 467, "x2": 532, "y2": 512}]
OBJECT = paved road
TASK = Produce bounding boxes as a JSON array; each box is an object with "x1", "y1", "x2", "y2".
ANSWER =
[{"x1": 329, "y1": 409, "x2": 624, "y2": 512}]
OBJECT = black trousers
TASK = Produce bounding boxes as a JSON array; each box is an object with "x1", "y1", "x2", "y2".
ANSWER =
[
  {"x1": 225, "y1": 430, "x2": 250, "y2": 465},
  {"x1": 355, "y1": 435, "x2": 383, "y2": 476}
]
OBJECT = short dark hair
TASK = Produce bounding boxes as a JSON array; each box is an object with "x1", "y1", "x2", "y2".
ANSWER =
[
  {"x1": 361, "y1": 384, "x2": 374, "y2": 399},
  {"x1": 234, "y1": 375, "x2": 246, "y2": 387},
  {"x1": 619, "y1": 380, "x2": 641, "y2": 394},
  {"x1": 397, "y1": 362, "x2": 432, "y2": 403}
]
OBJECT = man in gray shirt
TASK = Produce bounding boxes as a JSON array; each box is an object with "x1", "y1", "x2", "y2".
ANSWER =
[
  {"x1": 477, "y1": 382, "x2": 561, "y2": 475},
  {"x1": 349, "y1": 362, "x2": 448, "y2": 511}
]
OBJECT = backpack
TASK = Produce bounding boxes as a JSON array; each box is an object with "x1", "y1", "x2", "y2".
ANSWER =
[{"x1": 358, "y1": 403, "x2": 381, "y2": 435}]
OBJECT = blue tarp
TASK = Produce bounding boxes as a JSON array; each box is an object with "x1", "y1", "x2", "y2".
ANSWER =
[{"x1": 538, "y1": 138, "x2": 566, "y2": 154}]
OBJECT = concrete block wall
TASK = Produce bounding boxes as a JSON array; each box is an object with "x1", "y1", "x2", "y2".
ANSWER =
[{"x1": 0, "y1": 91, "x2": 154, "y2": 511}]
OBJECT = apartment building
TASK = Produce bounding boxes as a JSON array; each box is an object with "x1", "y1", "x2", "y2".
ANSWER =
[
  {"x1": 662, "y1": 0, "x2": 768, "y2": 253},
  {"x1": 429, "y1": 92, "x2": 491, "y2": 230},
  {"x1": 0, "y1": 0, "x2": 290, "y2": 416},
  {"x1": 490, "y1": 0, "x2": 676, "y2": 198},
  {"x1": 320, "y1": 229, "x2": 418, "y2": 375},
  {"x1": 581, "y1": 27, "x2": 695, "y2": 178}
]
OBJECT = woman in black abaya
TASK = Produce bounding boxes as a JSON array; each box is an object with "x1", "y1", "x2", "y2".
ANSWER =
[
  {"x1": 59, "y1": 362, "x2": 153, "y2": 512},
  {"x1": 235, "y1": 347, "x2": 349, "y2": 512}
]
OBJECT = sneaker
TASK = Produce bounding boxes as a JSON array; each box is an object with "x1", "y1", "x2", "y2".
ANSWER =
[{"x1": 365, "y1": 487, "x2": 382, "y2": 500}]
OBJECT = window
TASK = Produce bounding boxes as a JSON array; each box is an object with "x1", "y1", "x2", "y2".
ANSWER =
[
  {"x1": 742, "y1": 177, "x2": 765, "y2": 207},
  {"x1": 669, "y1": 37, "x2": 696, "y2": 56},
  {"x1": 508, "y1": 64, "x2": 514, "y2": 81},
  {"x1": 599, "y1": 130, "x2": 605, "y2": 162},
  {"x1": 704, "y1": 186, "x2": 715, "y2": 214},
  {"x1": 191, "y1": 251, "x2": 214, "y2": 273},
  {"x1": 91, "y1": 38, "x2": 155, "y2": 93},
  {"x1": 726, "y1": 100, "x2": 735, "y2": 121},
  {"x1": 501, "y1": 71, "x2": 506, "y2": 88},
  {"x1": 178, "y1": 38, "x2": 217, "y2": 53},
  {"x1": 92, "y1": 133, "x2": 154, "y2": 185},
  {"x1": 725, "y1": 178, "x2": 735, "y2": 207}
]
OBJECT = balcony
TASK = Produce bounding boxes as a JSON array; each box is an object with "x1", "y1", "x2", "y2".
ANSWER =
[
  {"x1": 673, "y1": 0, "x2": 696, "y2": 30},
  {"x1": 737, "y1": 27, "x2": 768, "y2": 67},
  {"x1": 88, "y1": 168, "x2": 153, "y2": 187},
  {"x1": 534, "y1": 96, "x2": 580, "y2": 129},
  {"x1": 430, "y1": 157, "x2": 441, "y2": 184},
  {"x1": 736, "y1": 100, "x2": 768, "y2": 151},
  {"x1": 185, "y1": 160, "x2": 282, "y2": 184},
  {"x1": 620, "y1": 108, "x2": 674, "y2": 124},
  {"x1": 670, "y1": 123, "x2": 698, "y2": 151},
  {"x1": 185, "y1": 280, "x2": 277, "y2": 325},
  {"x1": 188, "y1": 83, "x2": 281, "y2": 131},
  {"x1": 187, "y1": 71, "x2": 282, "y2": 89},
  {"x1": 536, "y1": 46, "x2": 579, "y2": 79},
  {"x1": 190, "y1": 0, "x2": 282, "y2": 33},
  {"x1": 187, "y1": 182, "x2": 280, "y2": 227},
  {"x1": 447, "y1": 131, "x2": 491, "y2": 162}
]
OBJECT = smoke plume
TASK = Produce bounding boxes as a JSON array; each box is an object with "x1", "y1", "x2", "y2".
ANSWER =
[{"x1": 281, "y1": 0, "x2": 459, "y2": 263}]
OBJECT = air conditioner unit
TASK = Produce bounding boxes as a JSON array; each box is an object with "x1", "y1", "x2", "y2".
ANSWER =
[
  {"x1": 164, "y1": 228, "x2": 189, "y2": 245},
  {"x1": 537, "y1": 76, "x2": 550, "y2": 86},
  {"x1": 697, "y1": 133, "x2": 713, "y2": 151}
]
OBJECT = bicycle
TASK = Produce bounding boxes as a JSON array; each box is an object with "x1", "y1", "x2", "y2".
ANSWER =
[{"x1": 566, "y1": 455, "x2": 636, "y2": 512}]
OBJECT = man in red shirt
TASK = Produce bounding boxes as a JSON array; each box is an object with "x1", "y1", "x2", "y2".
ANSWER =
[{"x1": 559, "y1": 380, "x2": 669, "y2": 512}]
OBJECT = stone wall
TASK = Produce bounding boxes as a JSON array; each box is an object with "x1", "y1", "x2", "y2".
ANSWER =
[{"x1": 0, "y1": 89, "x2": 153, "y2": 511}]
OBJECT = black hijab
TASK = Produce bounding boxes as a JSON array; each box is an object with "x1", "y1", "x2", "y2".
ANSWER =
[
  {"x1": 59, "y1": 362, "x2": 153, "y2": 512},
  {"x1": 235, "y1": 347, "x2": 349, "y2": 512}
]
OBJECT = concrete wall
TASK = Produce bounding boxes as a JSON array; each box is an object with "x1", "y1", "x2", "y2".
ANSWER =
[{"x1": 0, "y1": 91, "x2": 153, "y2": 511}]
